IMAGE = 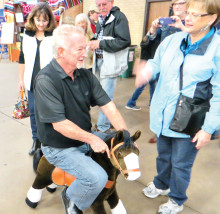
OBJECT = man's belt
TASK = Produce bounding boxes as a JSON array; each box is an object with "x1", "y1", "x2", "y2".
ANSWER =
[{"x1": 96, "y1": 54, "x2": 103, "y2": 59}]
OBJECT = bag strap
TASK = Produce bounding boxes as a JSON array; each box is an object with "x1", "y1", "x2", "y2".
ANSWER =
[
  {"x1": 19, "y1": 90, "x2": 27, "y2": 101},
  {"x1": 23, "y1": 90, "x2": 28, "y2": 100},
  {"x1": 179, "y1": 35, "x2": 189, "y2": 93},
  {"x1": 20, "y1": 90, "x2": 24, "y2": 100},
  {"x1": 179, "y1": 63, "x2": 183, "y2": 92}
]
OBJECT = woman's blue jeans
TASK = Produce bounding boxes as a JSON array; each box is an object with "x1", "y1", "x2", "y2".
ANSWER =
[
  {"x1": 27, "y1": 90, "x2": 38, "y2": 141},
  {"x1": 41, "y1": 143, "x2": 108, "y2": 210},
  {"x1": 126, "y1": 79, "x2": 157, "y2": 107},
  {"x1": 126, "y1": 84, "x2": 146, "y2": 107},
  {"x1": 149, "y1": 79, "x2": 157, "y2": 105},
  {"x1": 153, "y1": 135, "x2": 198, "y2": 205}
]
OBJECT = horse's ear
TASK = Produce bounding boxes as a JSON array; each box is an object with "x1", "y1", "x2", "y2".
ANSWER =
[
  {"x1": 114, "y1": 130, "x2": 124, "y2": 144},
  {"x1": 131, "y1": 130, "x2": 141, "y2": 142}
]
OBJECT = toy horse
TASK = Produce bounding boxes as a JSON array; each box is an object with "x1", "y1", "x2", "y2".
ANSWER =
[{"x1": 26, "y1": 130, "x2": 141, "y2": 214}]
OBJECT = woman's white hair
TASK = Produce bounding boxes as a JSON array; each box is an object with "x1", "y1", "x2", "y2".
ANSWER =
[
  {"x1": 52, "y1": 24, "x2": 84, "y2": 58},
  {"x1": 75, "y1": 13, "x2": 93, "y2": 39}
]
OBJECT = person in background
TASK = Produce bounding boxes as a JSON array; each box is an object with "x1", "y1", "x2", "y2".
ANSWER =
[
  {"x1": 75, "y1": 13, "x2": 94, "y2": 42},
  {"x1": 136, "y1": 0, "x2": 220, "y2": 213},
  {"x1": 88, "y1": 7, "x2": 99, "y2": 34},
  {"x1": 127, "y1": 0, "x2": 187, "y2": 144},
  {"x1": 215, "y1": 21, "x2": 220, "y2": 30},
  {"x1": 89, "y1": 0, "x2": 131, "y2": 133},
  {"x1": 34, "y1": 25, "x2": 128, "y2": 214},
  {"x1": 18, "y1": 3, "x2": 56, "y2": 155},
  {"x1": 75, "y1": 13, "x2": 94, "y2": 70},
  {"x1": 126, "y1": 0, "x2": 186, "y2": 111}
]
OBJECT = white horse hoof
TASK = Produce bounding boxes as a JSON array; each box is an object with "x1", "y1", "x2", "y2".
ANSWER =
[
  {"x1": 26, "y1": 187, "x2": 43, "y2": 208},
  {"x1": 46, "y1": 183, "x2": 58, "y2": 193},
  {"x1": 111, "y1": 200, "x2": 127, "y2": 214},
  {"x1": 25, "y1": 197, "x2": 38, "y2": 208}
]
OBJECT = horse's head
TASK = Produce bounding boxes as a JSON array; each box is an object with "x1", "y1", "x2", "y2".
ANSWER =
[{"x1": 110, "y1": 130, "x2": 141, "y2": 181}]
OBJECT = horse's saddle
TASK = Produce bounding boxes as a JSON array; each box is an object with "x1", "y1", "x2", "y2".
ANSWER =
[
  {"x1": 52, "y1": 167, "x2": 114, "y2": 189},
  {"x1": 52, "y1": 167, "x2": 76, "y2": 186}
]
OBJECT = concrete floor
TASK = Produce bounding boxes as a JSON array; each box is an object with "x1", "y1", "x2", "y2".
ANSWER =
[{"x1": 0, "y1": 60, "x2": 219, "y2": 214}]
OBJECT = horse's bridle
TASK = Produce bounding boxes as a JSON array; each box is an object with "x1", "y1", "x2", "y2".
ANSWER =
[{"x1": 110, "y1": 138, "x2": 140, "y2": 178}]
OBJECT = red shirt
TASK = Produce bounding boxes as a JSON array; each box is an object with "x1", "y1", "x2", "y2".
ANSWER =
[{"x1": 90, "y1": 22, "x2": 96, "y2": 34}]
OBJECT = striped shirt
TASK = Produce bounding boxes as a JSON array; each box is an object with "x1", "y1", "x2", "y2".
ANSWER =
[{"x1": 95, "y1": 12, "x2": 111, "y2": 55}]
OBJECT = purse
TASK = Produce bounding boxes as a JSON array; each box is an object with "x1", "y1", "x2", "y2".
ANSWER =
[
  {"x1": 12, "y1": 90, "x2": 30, "y2": 119},
  {"x1": 169, "y1": 64, "x2": 210, "y2": 137}
]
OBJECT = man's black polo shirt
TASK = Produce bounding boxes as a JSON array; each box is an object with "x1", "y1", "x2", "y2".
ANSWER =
[{"x1": 34, "y1": 59, "x2": 111, "y2": 148}]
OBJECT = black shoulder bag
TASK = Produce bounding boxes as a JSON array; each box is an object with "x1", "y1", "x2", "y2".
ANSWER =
[{"x1": 169, "y1": 64, "x2": 210, "y2": 137}]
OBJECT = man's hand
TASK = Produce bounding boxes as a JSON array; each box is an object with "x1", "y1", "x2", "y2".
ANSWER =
[
  {"x1": 191, "y1": 130, "x2": 212, "y2": 150},
  {"x1": 52, "y1": 119, "x2": 110, "y2": 157},
  {"x1": 90, "y1": 135, "x2": 110, "y2": 158},
  {"x1": 88, "y1": 40, "x2": 100, "y2": 51}
]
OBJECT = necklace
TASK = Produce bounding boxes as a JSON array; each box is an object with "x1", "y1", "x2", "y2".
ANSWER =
[{"x1": 35, "y1": 32, "x2": 45, "y2": 41}]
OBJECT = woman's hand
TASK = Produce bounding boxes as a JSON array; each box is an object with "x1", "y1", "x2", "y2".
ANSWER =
[
  {"x1": 169, "y1": 16, "x2": 186, "y2": 31},
  {"x1": 18, "y1": 64, "x2": 25, "y2": 91},
  {"x1": 19, "y1": 79, "x2": 25, "y2": 91},
  {"x1": 192, "y1": 130, "x2": 212, "y2": 150},
  {"x1": 134, "y1": 59, "x2": 152, "y2": 88},
  {"x1": 149, "y1": 18, "x2": 162, "y2": 35}
]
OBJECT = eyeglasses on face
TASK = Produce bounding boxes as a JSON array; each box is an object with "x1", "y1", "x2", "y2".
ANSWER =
[
  {"x1": 185, "y1": 11, "x2": 211, "y2": 18},
  {"x1": 96, "y1": 3, "x2": 108, "y2": 8},
  {"x1": 172, "y1": 2, "x2": 186, "y2": 7}
]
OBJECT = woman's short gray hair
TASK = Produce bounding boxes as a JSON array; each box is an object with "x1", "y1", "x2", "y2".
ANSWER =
[{"x1": 53, "y1": 25, "x2": 84, "y2": 58}]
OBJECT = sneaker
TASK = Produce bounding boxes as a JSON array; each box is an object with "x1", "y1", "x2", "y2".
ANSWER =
[
  {"x1": 158, "y1": 198, "x2": 183, "y2": 214},
  {"x1": 125, "y1": 105, "x2": 141, "y2": 110},
  {"x1": 61, "y1": 187, "x2": 83, "y2": 214},
  {"x1": 142, "y1": 182, "x2": 170, "y2": 198}
]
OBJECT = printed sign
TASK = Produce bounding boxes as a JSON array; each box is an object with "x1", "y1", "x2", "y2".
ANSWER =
[
  {"x1": 128, "y1": 51, "x2": 134, "y2": 62},
  {"x1": 0, "y1": 12, "x2": 9, "y2": 58},
  {"x1": 1, "y1": 22, "x2": 14, "y2": 44},
  {"x1": 15, "y1": 12, "x2": 24, "y2": 23}
]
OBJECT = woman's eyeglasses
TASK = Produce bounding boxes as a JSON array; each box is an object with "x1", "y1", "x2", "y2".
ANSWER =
[
  {"x1": 172, "y1": 2, "x2": 186, "y2": 7},
  {"x1": 185, "y1": 11, "x2": 211, "y2": 18}
]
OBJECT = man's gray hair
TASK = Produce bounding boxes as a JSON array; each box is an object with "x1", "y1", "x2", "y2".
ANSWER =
[{"x1": 53, "y1": 25, "x2": 84, "y2": 58}]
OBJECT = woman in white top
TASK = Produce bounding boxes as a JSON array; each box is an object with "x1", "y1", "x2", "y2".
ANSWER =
[{"x1": 18, "y1": 3, "x2": 56, "y2": 155}]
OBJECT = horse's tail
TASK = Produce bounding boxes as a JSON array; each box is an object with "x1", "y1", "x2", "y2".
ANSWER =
[{"x1": 33, "y1": 148, "x2": 43, "y2": 173}]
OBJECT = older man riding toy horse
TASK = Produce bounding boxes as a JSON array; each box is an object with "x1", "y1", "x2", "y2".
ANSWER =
[{"x1": 28, "y1": 23, "x2": 141, "y2": 214}]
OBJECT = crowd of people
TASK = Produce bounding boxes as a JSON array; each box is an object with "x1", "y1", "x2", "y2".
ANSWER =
[{"x1": 18, "y1": 0, "x2": 220, "y2": 213}]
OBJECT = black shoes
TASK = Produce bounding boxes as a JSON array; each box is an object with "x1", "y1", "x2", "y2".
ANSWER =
[
  {"x1": 61, "y1": 187, "x2": 83, "y2": 214},
  {"x1": 28, "y1": 139, "x2": 41, "y2": 156}
]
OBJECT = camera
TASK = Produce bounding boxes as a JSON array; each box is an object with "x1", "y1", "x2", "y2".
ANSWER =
[{"x1": 159, "y1": 17, "x2": 175, "y2": 26}]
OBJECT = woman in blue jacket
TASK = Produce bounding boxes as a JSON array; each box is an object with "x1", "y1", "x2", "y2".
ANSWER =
[
  {"x1": 18, "y1": 3, "x2": 56, "y2": 155},
  {"x1": 136, "y1": 0, "x2": 220, "y2": 213}
]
